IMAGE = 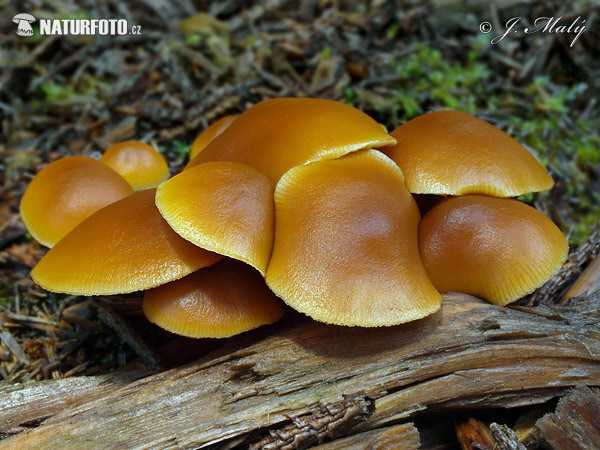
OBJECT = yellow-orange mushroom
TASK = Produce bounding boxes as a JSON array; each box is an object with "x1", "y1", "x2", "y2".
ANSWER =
[
  {"x1": 266, "y1": 150, "x2": 441, "y2": 326},
  {"x1": 419, "y1": 195, "x2": 568, "y2": 306},
  {"x1": 32, "y1": 189, "x2": 222, "y2": 295},
  {"x1": 20, "y1": 156, "x2": 133, "y2": 247},
  {"x1": 100, "y1": 141, "x2": 169, "y2": 190},
  {"x1": 143, "y1": 259, "x2": 284, "y2": 338},
  {"x1": 186, "y1": 98, "x2": 396, "y2": 184},
  {"x1": 382, "y1": 110, "x2": 554, "y2": 197},
  {"x1": 156, "y1": 162, "x2": 273, "y2": 275},
  {"x1": 189, "y1": 115, "x2": 238, "y2": 160}
]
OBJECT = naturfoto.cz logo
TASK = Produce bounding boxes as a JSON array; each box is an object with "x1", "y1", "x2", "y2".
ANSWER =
[{"x1": 12, "y1": 13, "x2": 141, "y2": 37}]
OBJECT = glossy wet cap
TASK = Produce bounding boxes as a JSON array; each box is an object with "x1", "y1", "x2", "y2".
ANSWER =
[
  {"x1": 143, "y1": 259, "x2": 284, "y2": 338},
  {"x1": 100, "y1": 141, "x2": 169, "y2": 190},
  {"x1": 383, "y1": 110, "x2": 554, "y2": 197},
  {"x1": 187, "y1": 98, "x2": 396, "y2": 184},
  {"x1": 31, "y1": 189, "x2": 222, "y2": 295},
  {"x1": 266, "y1": 150, "x2": 441, "y2": 326},
  {"x1": 20, "y1": 156, "x2": 133, "y2": 247},
  {"x1": 189, "y1": 115, "x2": 238, "y2": 160},
  {"x1": 419, "y1": 195, "x2": 568, "y2": 305},
  {"x1": 156, "y1": 161, "x2": 274, "y2": 275}
]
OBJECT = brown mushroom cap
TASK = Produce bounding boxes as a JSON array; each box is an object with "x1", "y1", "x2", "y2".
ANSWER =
[
  {"x1": 419, "y1": 195, "x2": 568, "y2": 306},
  {"x1": 186, "y1": 98, "x2": 396, "y2": 184},
  {"x1": 143, "y1": 259, "x2": 284, "y2": 338},
  {"x1": 156, "y1": 162, "x2": 273, "y2": 275},
  {"x1": 20, "y1": 156, "x2": 133, "y2": 247},
  {"x1": 100, "y1": 141, "x2": 169, "y2": 190},
  {"x1": 189, "y1": 115, "x2": 238, "y2": 160},
  {"x1": 382, "y1": 110, "x2": 554, "y2": 197},
  {"x1": 31, "y1": 189, "x2": 222, "y2": 295},
  {"x1": 265, "y1": 150, "x2": 441, "y2": 326}
]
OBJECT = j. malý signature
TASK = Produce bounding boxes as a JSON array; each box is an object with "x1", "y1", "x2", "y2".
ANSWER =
[{"x1": 491, "y1": 16, "x2": 586, "y2": 47}]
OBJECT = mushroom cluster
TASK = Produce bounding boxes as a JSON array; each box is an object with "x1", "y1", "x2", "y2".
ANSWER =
[{"x1": 22, "y1": 98, "x2": 568, "y2": 339}]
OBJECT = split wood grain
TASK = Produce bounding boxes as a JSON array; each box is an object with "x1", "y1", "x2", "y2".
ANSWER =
[
  {"x1": 1, "y1": 292, "x2": 598, "y2": 449},
  {"x1": 312, "y1": 422, "x2": 420, "y2": 449},
  {"x1": 0, "y1": 369, "x2": 149, "y2": 430}
]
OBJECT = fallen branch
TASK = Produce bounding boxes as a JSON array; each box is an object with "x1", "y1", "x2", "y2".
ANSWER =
[
  {"x1": 1, "y1": 291, "x2": 598, "y2": 448},
  {"x1": 0, "y1": 369, "x2": 150, "y2": 431}
]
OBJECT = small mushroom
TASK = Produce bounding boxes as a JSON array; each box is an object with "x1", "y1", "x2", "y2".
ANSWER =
[
  {"x1": 20, "y1": 156, "x2": 133, "y2": 247},
  {"x1": 266, "y1": 150, "x2": 441, "y2": 326},
  {"x1": 143, "y1": 259, "x2": 284, "y2": 338},
  {"x1": 418, "y1": 195, "x2": 568, "y2": 306},
  {"x1": 382, "y1": 110, "x2": 554, "y2": 197},
  {"x1": 189, "y1": 115, "x2": 238, "y2": 160},
  {"x1": 186, "y1": 98, "x2": 396, "y2": 184},
  {"x1": 156, "y1": 161, "x2": 274, "y2": 275},
  {"x1": 100, "y1": 141, "x2": 169, "y2": 191},
  {"x1": 31, "y1": 189, "x2": 222, "y2": 295},
  {"x1": 13, "y1": 13, "x2": 35, "y2": 37}
]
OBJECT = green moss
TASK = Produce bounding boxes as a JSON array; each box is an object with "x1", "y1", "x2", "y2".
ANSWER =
[
  {"x1": 185, "y1": 34, "x2": 203, "y2": 46},
  {"x1": 0, "y1": 290, "x2": 12, "y2": 306},
  {"x1": 40, "y1": 82, "x2": 77, "y2": 101},
  {"x1": 373, "y1": 43, "x2": 490, "y2": 122}
]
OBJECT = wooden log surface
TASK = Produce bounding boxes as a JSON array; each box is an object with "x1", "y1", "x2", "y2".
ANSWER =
[
  {"x1": 1, "y1": 291, "x2": 598, "y2": 449},
  {"x1": 0, "y1": 370, "x2": 150, "y2": 432},
  {"x1": 562, "y1": 254, "x2": 600, "y2": 302},
  {"x1": 536, "y1": 386, "x2": 600, "y2": 448},
  {"x1": 312, "y1": 422, "x2": 420, "y2": 449}
]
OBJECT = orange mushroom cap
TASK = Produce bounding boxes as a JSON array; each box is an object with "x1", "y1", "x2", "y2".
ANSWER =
[
  {"x1": 186, "y1": 98, "x2": 396, "y2": 184},
  {"x1": 189, "y1": 115, "x2": 238, "y2": 160},
  {"x1": 100, "y1": 141, "x2": 169, "y2": 190},
  {"x1": 265, "y1": 150, "x2": 441, "y2": 326},
  {"x1": 31, "y1": 189, "x2": 222, "y2": 295},
  {"x1": 143, "y1": 259, "x2": 284, "y2": 338},
  {"x1": 20, "y1": 156, "x2": 133, "y2": 247},
  {"x1": 419, "y1": 195, "x2": 568, "y2": 306},
  {"x1": 382, "y1": 110, "x2": 554, "y2": 197},
  {"x1": 156, "y1": 162, "x2": 273, "y2": 275}
]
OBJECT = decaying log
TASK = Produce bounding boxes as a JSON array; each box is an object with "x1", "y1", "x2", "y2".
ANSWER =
[
  {"x1": 249, "y1": 393, "x2": 374, "y2": 449},
  {"x1": 536, "y1": 386, "x2": 600, "y2": 449},
  {"x1": 0, "y1": 369, "x2": 150, "y2": 430},
  {"x1": 526, "y1": 225, "x2": 599, "y2": 306},
  {"x1": 489, "y1": 424, "x2": 526, "y2": 450},
  {"x1": 1, "y1": 291, "x2": 598, "y2": 449},
  {"x1": 312, "y1": 422, "x2": 420, "y2": 449},
  {"x1": 561, "y1": 254, "x2": 600, "y2": 302}
]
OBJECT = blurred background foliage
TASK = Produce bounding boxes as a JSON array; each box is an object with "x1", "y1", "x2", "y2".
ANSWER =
[
  {"x1": 1, "y1": 0, "x2": 598, "y2": 244},
  {"x1": 0, "y1": 0, "x2": 598, "y2": 381}
]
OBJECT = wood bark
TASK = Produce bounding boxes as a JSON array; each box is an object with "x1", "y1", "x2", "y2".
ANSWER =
[
  {"x1": 536, "y1": 386, "x2": 600, "y2": 449},
  {"x1": 312, "y1": 423, "x2": 420, "y2": 449},
  {"x1": 0, "y1": 291, "x2": 598, "y2": 449},
  {"x1": 562, "y1": 255, "x2": 600, "y2": 302},
  {"x1": 0, "y1": 370, "x2": 150, "y2": 432}
]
